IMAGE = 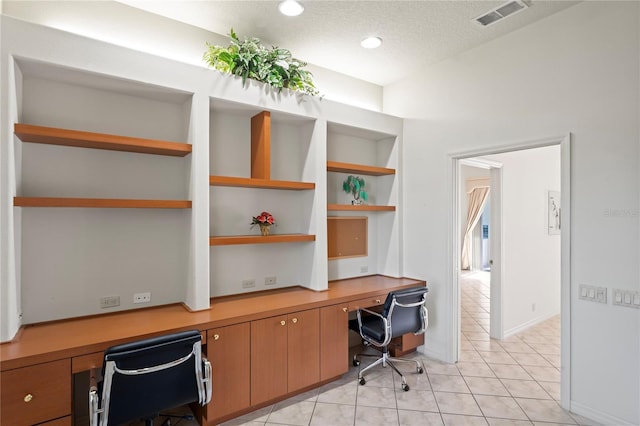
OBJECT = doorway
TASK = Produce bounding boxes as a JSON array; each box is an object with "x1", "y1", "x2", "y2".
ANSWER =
[{"x1": 450, "y1": 134, "x2": 571, "y2": 409}]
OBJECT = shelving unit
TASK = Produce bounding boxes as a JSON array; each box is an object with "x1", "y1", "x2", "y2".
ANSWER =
[
  {"x1": 326, "y1": 161, "x2": 395, "y2": 176},
  {"x1": 1, "y1": 26, "x2": 404, "y2": 333},
  {"x1": 14, "y1": 123, "x2": 192, "y2": 157},
  {"x1": 8, "y1": 56, "x2": 195, "y2": 325},
  {"x1": 209, "y1": 102, "x2": 319, "y2": 295},
  {"x1": 14, "y1": 197, "x2": 191, "y2": 209},
  {"x1": 210, "y1": 234, "x2": 315, "y2": 246},
  {"x1": 326, "y1": 121, "x2": 400, "y2": 280},
  {"x1": 210, "y1": 176, "x2": 314, "y2": 190}
]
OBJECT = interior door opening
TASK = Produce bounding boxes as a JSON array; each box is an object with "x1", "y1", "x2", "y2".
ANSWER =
[{"x1": 451, "y1": 135, "x2": 570, "y2": 409}]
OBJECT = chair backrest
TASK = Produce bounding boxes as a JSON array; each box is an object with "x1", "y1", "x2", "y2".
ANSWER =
[
  {"x1": 381, "y1": 286, "x2": 428, "y2": 339},
  {"x1": 96, "y1": 330, "x2": 209, "y2": 426}
]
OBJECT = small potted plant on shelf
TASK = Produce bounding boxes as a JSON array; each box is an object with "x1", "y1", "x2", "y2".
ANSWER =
[
  {"x1": 342, "y1": 175, "x2": 368, "y2": 205},
  {"x1": 251, "y1": 211, "x2": 276, "y2": 236}
]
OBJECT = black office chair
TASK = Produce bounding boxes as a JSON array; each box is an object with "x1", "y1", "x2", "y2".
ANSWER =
[
  {"x1": 350, "y1": 286, "x2": 428, "y2": 391},
  {"x1": 89, "y1": 330, "x2": 212, "y2": 426}
]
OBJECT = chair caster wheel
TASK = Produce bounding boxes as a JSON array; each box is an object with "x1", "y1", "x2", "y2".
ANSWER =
[
  {"x1": 417, "y1": 367, "x2": 424, "y2": 374},
  {"x1": 359, "y1": 377, "x2": 366, "y2": 385},
  {"x1": 353, "y1": 358, "x2": 360, "y2": 367},
  {"x1": 402, "y1": 383, "x2": 410, "y2": 391}
]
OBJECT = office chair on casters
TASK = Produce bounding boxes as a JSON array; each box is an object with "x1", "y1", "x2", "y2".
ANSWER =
[
  {"x1": 89, "y1": 330, "x2": 212, "y2": 426},
  {"x1": 350, "y1": 286, "x2": 428, "y2": 392}
]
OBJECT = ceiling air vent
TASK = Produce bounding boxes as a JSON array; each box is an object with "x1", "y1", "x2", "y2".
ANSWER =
[{"x1": 474, "y1": 0, "x2": 529, "y2": 27}]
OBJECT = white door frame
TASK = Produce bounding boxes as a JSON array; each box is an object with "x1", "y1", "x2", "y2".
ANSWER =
[{"x1": 449, "y1": 134, "x2": 571, "y2": 410}]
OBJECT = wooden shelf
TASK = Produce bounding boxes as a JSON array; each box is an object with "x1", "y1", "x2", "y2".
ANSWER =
[
  {"x1": 210, "y1": 176, "x2": 315, "y2": 190},
  {"x1": 14, "y1": 123, "x2": 192, "y2": 157},
  {"x1": 210, "y1": 234, "x2": 316, "y2": 246},
  {"x1": 326, "y1": 161, "x2": 395, "y2": 176},
  {"x1": 327, "y1": 204, "x2": 395, "y2": 211},
  {"x1": 14, "y1": 197, "x2": 192, "y2": 209}
]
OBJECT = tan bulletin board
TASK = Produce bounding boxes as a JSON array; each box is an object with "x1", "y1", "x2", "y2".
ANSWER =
[{"x1": 327, "y1": 216, "x2": 368, "y2": 260}]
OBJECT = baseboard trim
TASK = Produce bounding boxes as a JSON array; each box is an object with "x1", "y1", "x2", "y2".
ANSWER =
[
  {"x1": 570, "y1": 400, "x2": 636, "y2": 426},
  {"x1": 504, "y1": 311, "x2": 559, "y2": 339}
]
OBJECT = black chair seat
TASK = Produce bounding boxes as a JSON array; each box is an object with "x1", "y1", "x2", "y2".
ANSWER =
[{"x1": 349, "y1": 316, "x2": 385, "y2": 343}]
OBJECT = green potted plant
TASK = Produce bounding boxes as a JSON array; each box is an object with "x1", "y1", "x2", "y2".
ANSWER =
[
  {"x1": 342, "y1": 175, "x2": 368, "y2": 205},
  {"x1": 203, "y1": 29, "x2": 318, "y2": 96}
]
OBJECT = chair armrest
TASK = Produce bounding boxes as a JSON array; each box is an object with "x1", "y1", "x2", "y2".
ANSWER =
[
  {"x1": 201, "y1": 357, "x2": 212, "y2": 405},
  {"x1": 356, "y1": 307, "x2": 392, "y2": 347},
  {"x1": 88, "y1": 368, "x2": 100, "y2": 426}
]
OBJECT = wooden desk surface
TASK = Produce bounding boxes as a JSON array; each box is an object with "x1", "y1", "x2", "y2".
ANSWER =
[{"x1": 0, "y1": 275, "x2": 425, "y2": 371}]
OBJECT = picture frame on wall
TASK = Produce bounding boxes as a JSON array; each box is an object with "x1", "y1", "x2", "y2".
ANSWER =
[{"x1": 548, "y1": 190, "x2": 561, "y2": 235}]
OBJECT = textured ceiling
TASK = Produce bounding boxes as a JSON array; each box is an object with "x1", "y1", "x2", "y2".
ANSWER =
[{"x1": 118, "y1": 0, "x2": 579, "y2": 86}]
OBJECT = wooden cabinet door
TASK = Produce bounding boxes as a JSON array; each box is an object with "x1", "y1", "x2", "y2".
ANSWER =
[
  {"x1": 320, "y1": 304, "x2": 349, "y2": 381},
  {"x1": 206, "y1": 323, "x2": 251, "y2": 422},
  {"x1": 287, "y1": 309, "x2": 319, "y2": 392},
  {"x1": 251, "y1": 315, "x2": 288, "y2": 405}
]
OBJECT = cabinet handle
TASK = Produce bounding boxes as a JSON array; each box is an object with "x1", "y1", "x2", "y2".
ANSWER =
[
  {"x1": 375, "y1": 299, "x2": 381, "y2": 304},
  {"x1": 342, "y1": 307, "x2": 348, "y2": 312},
  {"x1": 292, "y1": 318, "x2": 298, "y2": 324},
  {"x1": 24, "y1": 394, "x2": 33, "y2": 403},
  {"x1": 280, "y1": 320, "x2": 286, "y2": 326},
  {"x1": 213, "y1": 334, "x2": 220, "y2": 341}
]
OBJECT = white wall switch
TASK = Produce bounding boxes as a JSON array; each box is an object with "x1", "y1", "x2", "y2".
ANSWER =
[
  {"x1": 596, "y1": 287, "x2": 607, "y2": 303},
  {"x1": 614, "y1": 290, "x2": 623, "y2": 304},
  {"x1": 613, "y1": 288, "x2": 640, "y2": 309}
]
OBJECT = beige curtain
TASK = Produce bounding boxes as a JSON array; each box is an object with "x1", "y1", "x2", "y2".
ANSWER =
[{"x1": 461, "y1": 186, "x2": 490, "y2": 270}]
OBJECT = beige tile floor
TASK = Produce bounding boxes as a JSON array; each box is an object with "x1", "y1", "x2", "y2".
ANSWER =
[{"x1": 161, "y1": 271, "x2": 599, "y2": 426}]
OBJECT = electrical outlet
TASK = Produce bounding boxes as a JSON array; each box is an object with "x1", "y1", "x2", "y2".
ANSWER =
[
  {"x1": 265, "y1": 276, "x2": 277, "y2": 286},
  {"x1": 242, "y1": 279, "x2": 256, "y2": 289},
  {"x1": 133, "y1": 292, "x2": 151, "y2": 304},
  {"x1": 360, "y1": 265, "x2": 368, "y2": 274},
  {"x1": 100, "y1": 296, "x2": 120, "y2": 309},
  {"x1": 531, "y1": 303, "x2": 536, "y2": 312}
]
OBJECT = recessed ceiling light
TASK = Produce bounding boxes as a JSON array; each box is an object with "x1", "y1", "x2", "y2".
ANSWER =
[
  {"x1": 278, "y1": 0, "x2": 304, "y2": 17},
  {"x1": 360, "y1": 36, "x2": 383, "y2": 49}
]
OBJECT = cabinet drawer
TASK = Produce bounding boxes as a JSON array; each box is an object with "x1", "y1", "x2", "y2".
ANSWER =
[
  {"x1": 348, "y1": 294, "x2": 386, "y2": 311},
  {"x1": 0, "y1": 359, "x2": 71, "y2": 426}
]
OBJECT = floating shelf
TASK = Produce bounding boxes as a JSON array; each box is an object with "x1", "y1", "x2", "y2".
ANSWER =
[
  {"x1": 14, "y1": 123, "x2": 192, "y2": 157},
  {"x1": 210, "y1": 176, "x2": 315, "y2": 190},
  {"x1": 14, "y1": 197, "x2": 192, "y2": 209},
  {"x1": 326, "y1": 161, "x2": 395, "y2": 176},
  {"x1": 210, "y1": 234, "x2": 316, "y2": 246},
  {"x1": 327, "y1": 204, "x2": 395, "y2": 211}
]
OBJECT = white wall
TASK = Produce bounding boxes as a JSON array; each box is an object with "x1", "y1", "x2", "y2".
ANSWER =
[
  {"x1": 1, "y1": 0, "x2": 383, "y2": 111},
  {"x1": 385, "y1": 1, "x2": 639, "y2": 424},
  {"x1": 487, "y1": 147, "x2": 561, "y2": 335}
]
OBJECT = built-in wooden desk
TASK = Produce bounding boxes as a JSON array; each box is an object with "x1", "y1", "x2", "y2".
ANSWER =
[{"x1": 0, "y1": 275, "x2": 425, "y2": 426}]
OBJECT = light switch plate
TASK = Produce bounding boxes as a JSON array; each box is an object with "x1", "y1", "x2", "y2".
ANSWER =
[
  {"x1": 612, "y1": 288, "x2": 640, "y2": 309},
  {"x1": 579, "y1": 284, "x2": 607, "y2": 304}
]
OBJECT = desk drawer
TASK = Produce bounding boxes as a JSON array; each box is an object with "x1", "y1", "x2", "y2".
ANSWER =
[
  {"x1": 0, "y1": 359, "x2": 71, "y2": 426},
  {"x1": 349, "y1": 295, "x2": 386, "y2": 311}
]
